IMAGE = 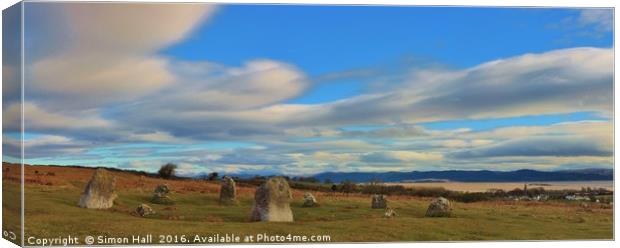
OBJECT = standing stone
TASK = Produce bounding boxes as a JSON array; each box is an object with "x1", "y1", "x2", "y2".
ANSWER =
[
  {"x1": 219, "y1": 176, "x2": 237, "y2": 205},
  {"x1": 384, "y1": 207, "x2": 397, "y2": 218},
  {"x1": 78, "y1": 168, "x2": 117, "y2": 209},
  {"x1": 425, "y1": 197, "x2": 452, "y2": 217},
  {"x1": 151, "y1": 184, "x2": 174, "y2": 205},
  {"x1": 135, "y1": 204, "x2": 155, "y2": 217},
  {"x1": 302, "y1": 192, "x2": 319, "y2": 207},
  {"x1": 250, "y1": 177, "x2": 294, "y2": 222},
  {"x1": 371, "y1": 194, "x2": 387, "y2": 209}
]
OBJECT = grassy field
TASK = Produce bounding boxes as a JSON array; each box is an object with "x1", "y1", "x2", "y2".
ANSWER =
[
  {"x1": 2, "y1": 164, "x2": 614, "y2": 244},
  {"x1": 2, "y1": 176, "x2": 21, "y2": 246}
]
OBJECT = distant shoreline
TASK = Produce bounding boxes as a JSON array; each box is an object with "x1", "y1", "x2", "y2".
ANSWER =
[{"x1": 385, "y1": 181, "x2": 614, "y2": 192}]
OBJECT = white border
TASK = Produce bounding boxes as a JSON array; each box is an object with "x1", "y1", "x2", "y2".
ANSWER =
[
  {"x1": 0, "y1": 1, "x2": 617, "y2": 248},
  {"x1": 5, "y1": 0, "x2": 620, "y2": 8}
]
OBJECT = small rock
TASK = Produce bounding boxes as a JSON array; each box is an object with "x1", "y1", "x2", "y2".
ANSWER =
[
  {"x1": 426, "y1": 197, "x2": 452, "y2": 217},
  {"x1": 135, "y1": 204, "x2": 155, "y2": 217},
  {"x1": 151, "y1": 184, "x2": 174, "y2": 205},
  {"x1": 371, "y1": 194, "x2": 387, "y2": 209},
  {"x1": 154, "y1": 184, "x2": 170, "y2": 194},
  {"x1": 302, "y1": 192, "x2": 319, "y2": 207},
  {"x1": 384, "y1": 207, "x2": 397, "y2": 218}
]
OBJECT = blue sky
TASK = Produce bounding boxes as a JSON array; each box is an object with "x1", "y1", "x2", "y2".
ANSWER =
[
  {"x1": 164, "y1": 6, "x2": 611, "y2": 70},
  {"x1": 2, "y1": 4, "x2": 614, "y2": 176}
]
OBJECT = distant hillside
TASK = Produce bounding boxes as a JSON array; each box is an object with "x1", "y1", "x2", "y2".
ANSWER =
[
  {"x1": 4, "y1": 162, "x2": 613, "y2": 184},
  {"x1": 313, "y1": 169, "x2": 614, "y2": 183},
  {"x1": 558, "y1": 168, "x2": 613, "y2": 176}
]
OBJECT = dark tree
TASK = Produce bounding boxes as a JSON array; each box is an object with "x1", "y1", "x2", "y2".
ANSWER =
[
  {"x1": 207, "y1": 172, "x2": 219, "y2": 181},
  {"x1": 158, "y1": 163, "x2": 177, "y2": 179},
  {"x1": 331, "y1": 184, "x2": 338, "y2": 192}
]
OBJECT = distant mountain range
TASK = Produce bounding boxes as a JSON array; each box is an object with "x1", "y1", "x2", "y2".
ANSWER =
[
  {"x1": 13, "y1": 163, "x2": 613, "y2": 183},
  {"x1": 311, "y1": 168, "x2": 614, "y2": 183},
  {"x1": 30, "y1": 162, "x2": 607, "y2": 184}
]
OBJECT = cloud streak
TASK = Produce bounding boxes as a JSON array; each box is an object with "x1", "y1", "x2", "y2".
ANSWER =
[{"x1": 448, "y1": 136, "x2": 613, "y2": 159}]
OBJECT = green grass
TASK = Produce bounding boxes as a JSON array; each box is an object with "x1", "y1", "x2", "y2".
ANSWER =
[
  {"x1": 10, "y1": 181, "x2": 614, "y2": 244},
  {"x1": 2, "y1": 181, "x2": 21, "y2": 246}
]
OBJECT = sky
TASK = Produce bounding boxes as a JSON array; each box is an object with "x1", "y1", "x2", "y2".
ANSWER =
[{"x1": 2, "y1": 3, "x2": 614, "y2": 176}]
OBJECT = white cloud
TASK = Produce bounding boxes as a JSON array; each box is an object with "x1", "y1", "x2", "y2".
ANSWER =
[
  {"x1": 399, "y1": 47, "x2": 613, "y2": 120},
  {"x1": 2, "y1": 65, "x2": 19, "y2": 100},
  {"x1": 30, "y1": 55, "x2": 174, "y2": 106},
  {"x1": 440, "y1": 121, "x2": 612, "y2": 162},
  {"x1": 63, "y1": 3, "x2": 215, "y2": 54},
  {"x1": 26, "y1": 3, "x2": 217, "y2": 108},
  {"x1": 461, "y1": 121, "x2": 612, "y2": 145},
  {"x1": 126, "y1": 131, "x2": 187, "y2": 143},
  {"x1": 3, "y1": 134, "x2": 89, "y2": 159},
  {"x1": 3, "y1": 102, "x2": 112, "y2": 132},
  {"x1": 362, "y1": 151, "x2": 443, "y2": 163},
  {"x1": 153, "y1": 59, "x2": 309, "y2": 111},
  {"x1": 311, "y1": 151, "x2": 358, "y2": 163},
  {"x1": 441, "y1": 139, "x2": 469, "y2": 148},
  {"x1": 448, "y1": 136, "x2": 612, "y2": 159},
  {"x1": 171, "y1": 47, "x2": 611, "y2": 131},
  {"x1": 578, "y1": 9, "x2": 613, "y2": 33}
]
